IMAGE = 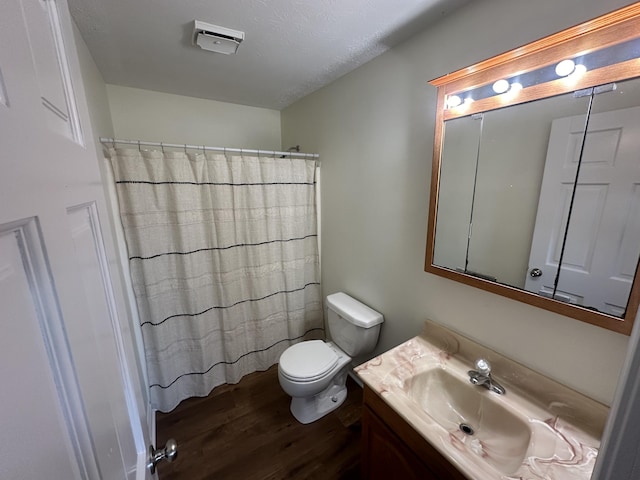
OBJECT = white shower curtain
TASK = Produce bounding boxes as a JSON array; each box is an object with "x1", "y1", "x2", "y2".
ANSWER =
[{"x1": 108, "y1": 147, "x2": 323, "y2": 412}]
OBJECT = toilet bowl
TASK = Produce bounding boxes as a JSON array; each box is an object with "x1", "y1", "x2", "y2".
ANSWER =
[
  {"x1": 278, "y1": 292, "x2": 383, "y2": 424},
  {"x1": 278, "y1": 341, "x2": 351, "y2": 424}
]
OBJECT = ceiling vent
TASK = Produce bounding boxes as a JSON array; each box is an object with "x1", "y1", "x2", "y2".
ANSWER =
[{"x1": 193, "y1": 21, "x2": 244, "y2": 55}]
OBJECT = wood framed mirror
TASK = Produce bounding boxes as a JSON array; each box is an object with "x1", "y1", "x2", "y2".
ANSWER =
[{"x1": 425, "y1": 2, "x2": 640, "y2": 335}]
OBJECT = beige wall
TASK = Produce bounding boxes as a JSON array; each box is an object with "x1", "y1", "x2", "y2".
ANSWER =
[
  {"x1": 281, "y1": 0, "x2": 637, "y2": 405},
  {"x1": 73, "y1": 26, "x2": 282, "y2": 154},
  {"x1": 72, "y1": 22, "x2": 114, "y2": 147},
  {"x1": 71, "y1": 21, "x2": 152, "y2": 408},
  {"x1": 106, "y1": 85, "x2": 282, "y2": 150}
]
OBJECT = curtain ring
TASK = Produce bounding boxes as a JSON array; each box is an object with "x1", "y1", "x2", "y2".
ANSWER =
[
  {"x1": 202, "y1": 145, "x2": 206, "y2": 155},
  {"x1": 111, "y1": 138, "x2": 116, "y2": 149},
  {"x1": 160, "y1": 142, "x2": 165, "y2": 153},
  {"x1": 137, "y1": 140, "x2": 141, "y2": 152},
  {"x1": 183, "y1": 143, "x2": 187, "y2": 154}
]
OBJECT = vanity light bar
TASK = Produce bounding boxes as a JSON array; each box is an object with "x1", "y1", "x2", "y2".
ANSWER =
[{"x1": 444, "y1": 36, "x2": 640, "y2": 110}]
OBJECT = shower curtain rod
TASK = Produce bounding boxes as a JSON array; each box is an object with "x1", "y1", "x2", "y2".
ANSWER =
[{"x1": 100, "y1": 137, "x2": 319, "y2": 159}]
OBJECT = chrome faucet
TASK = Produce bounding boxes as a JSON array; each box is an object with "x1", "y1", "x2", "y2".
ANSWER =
[{"x1": 468, "y1": 359, "x2": 505, "y2": 395}]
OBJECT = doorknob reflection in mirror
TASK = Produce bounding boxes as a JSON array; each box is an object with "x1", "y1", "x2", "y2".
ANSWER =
[{"x1": 529, "y1": 268, "x2": 542, "y2": 278}]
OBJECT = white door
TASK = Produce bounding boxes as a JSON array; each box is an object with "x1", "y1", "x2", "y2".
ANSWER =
[
  {"x1": 0, "y1": 1, "x2": 151, "y2": 479},
  {"x1": 526, "y1": 104, "x2": 640, "y2": 316}
]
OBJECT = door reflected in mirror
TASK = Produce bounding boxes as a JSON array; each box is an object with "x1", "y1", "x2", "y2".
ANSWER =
[{"x1": 553, "y1": 77, "x2": 640, "y2": 317}]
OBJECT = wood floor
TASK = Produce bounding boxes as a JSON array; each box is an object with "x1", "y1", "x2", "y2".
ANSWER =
[{"x1": 156, "y1": 366, "x2": 363, "y2": 480}]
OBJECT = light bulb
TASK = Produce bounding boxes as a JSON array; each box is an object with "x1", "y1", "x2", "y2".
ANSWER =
[
  {"x1": 555, "y1": 59, "x2": 576, "y2": 77},
  {"x1": 571, "y1": 64, "x2": 587, "y2": 77},
  {"x1": 446, "y1": 95, "x2": 462, "y2": 108},
  {"x1": 492, "y1": 79, "x2": 510, "y2": 94}
]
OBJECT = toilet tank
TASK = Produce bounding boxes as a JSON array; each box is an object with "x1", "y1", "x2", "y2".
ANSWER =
[{"x1": 326, "y1": 292, "x2": 383, "y2": 357}]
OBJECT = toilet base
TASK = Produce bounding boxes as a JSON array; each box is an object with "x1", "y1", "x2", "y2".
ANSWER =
[{"x1": 289, "y1": 370, "x2": 349, "y2": 424}]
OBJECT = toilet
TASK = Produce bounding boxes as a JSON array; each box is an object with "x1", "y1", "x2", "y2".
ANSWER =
[{"x1": 278, "y1": 292, "x2": 384, "y2": 424}]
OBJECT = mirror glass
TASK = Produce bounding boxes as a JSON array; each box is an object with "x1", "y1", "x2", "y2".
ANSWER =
[
  {"x1": 467, "y1": 93, "x2": 591, "y2": 289},
  {"x1": 433, "y1": 115, "x2": 482, "y2": 272},
  {"x1": 554, "y1": 76, "x2": 640, "y2": 317},
  {"x1": 434, "y1": 82, "x2": 640, "y2": 319}
]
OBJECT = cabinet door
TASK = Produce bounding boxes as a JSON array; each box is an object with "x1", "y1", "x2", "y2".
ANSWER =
[{"x1": 362, "y1": 406, "x2": 436, "y2": 480}]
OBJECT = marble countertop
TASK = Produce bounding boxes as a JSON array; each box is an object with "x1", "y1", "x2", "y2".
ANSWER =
[{"x1": 355, "y1": 321, "x2": 609, "y2": 480}]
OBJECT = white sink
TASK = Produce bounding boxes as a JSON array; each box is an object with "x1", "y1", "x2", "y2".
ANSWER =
[{"x1": 407, "y1": 368, "x2": 531, "y2": 475}]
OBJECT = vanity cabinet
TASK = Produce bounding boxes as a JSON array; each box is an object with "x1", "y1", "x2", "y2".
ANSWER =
[{"x1": 361, "y1": 385, "x2": 467, "y2": 480}]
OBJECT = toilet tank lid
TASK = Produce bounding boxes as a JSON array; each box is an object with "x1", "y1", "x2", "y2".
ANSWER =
[{"x1": 326, "y1": 292, "x2": 384, "y2": 328}]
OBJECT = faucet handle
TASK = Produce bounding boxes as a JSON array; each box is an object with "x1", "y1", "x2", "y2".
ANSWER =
[{"x1": 475, "y1": 359, "x2": 491, "y2": 375}]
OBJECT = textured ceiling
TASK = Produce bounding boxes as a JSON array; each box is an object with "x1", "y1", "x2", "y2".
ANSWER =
[{"x1": 69, "y1": 0, "x2": 472, "y2": 110}]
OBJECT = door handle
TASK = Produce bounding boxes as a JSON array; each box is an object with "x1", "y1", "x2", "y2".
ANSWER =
[
  {"x1": 147, "y1": 439, "x2": 178, "y2": 474},
  {"x1": 529, "y1": 268, "x2": 543, "y2": 278}
]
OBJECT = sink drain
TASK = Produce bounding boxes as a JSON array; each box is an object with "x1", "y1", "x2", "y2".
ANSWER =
[{"x1": 459, "y1": 423, "x2": 475, "y2": 435}]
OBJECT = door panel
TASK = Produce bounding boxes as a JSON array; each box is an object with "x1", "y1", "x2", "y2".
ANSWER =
[
  {"x1": 527, "y1": 103, "x2": 640, "y2": 315},
  {"x1": 524, "y1": 113, "x2": 588, "y2": 297},
  {"x1": 559, "y1": 183, "x2": 607, "y2": 272},
  {"x1": 556, "y1": 105, "x2": 640, "y2": 315},
  {"x1": 0, "y1": 220, "x2": 89, "y2": 480},
  {"x1": 19, "y1": 0, "x2": 82, "y2": 141},
  {"x1": 67, "y1": 203, "x2": 139, "y2": 477},
  {"x1": 0, "y1": 0, "x2": 150, "y2": 478}
]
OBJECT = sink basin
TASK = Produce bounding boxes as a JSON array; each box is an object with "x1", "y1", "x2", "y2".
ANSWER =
[{"x1": 407, "y1": 368, "x2": 531, "y2": 475}]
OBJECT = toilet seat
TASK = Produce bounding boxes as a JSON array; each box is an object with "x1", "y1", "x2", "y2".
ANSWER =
[{"x1": 279, "y1": 340, "x2": 339, "y2": 382}]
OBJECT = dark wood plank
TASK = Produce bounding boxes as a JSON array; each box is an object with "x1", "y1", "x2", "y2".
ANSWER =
[{"x1": 156, "y1": 365, "x2": 362, "y2": 479}]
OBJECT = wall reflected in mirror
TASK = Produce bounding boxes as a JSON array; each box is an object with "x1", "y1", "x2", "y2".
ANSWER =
[{"x1": 433, "y1": 115, "x2": 481, "y2": 271}]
